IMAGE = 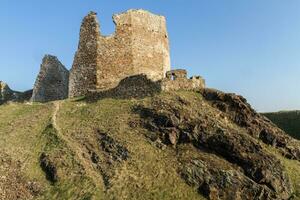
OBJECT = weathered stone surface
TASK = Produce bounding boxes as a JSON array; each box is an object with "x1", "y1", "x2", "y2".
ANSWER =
[
  {"x1": 161, "y1": 69, "x2": 205, "y2": 91},
  {"x1": 181, "y1": 159, "x2": 276, "y2": 200},
  {"x1": 134, "y1": 94, "x2": 293, "y2": 199},
  {"x1": 31, "y1": 55, "x2": 69, "y2": 102},
  {"x1": 83, "y1": 130, "x2": 130, "y2": 189},
  {"x1": 200, "y1": 88, "x2": 300, "y2": 161},
  {"x1": 69, "y1": 12, "x2": 99, "y2": 98},
  {"x1": 0, "y1": 81, "x2": 32, "y2": 104},
  {"x1": 0, "y1": 81, "x2": 14, "y2": 103},
  {"x1": 85, "y1": 72, "x2": 205, "y2": 101},
  {"x1": 166, "y1": 69, "x2": 187, "y2": 79},
  {"x1": 97, "y1": 131, "x2": 129, "y2": 162},
  {"x1": 86, "y1": 74, "x2": 161, "y2": 101},
  {"x1": 69, "y1": 9, "x2": 171, "y2": 98},
  {"x1": 39, "y1": 153, "x2": 58, "y2": 183}
]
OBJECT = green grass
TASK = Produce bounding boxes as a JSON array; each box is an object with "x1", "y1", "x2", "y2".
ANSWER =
[
  {"x1": 0, "y1": 93, "x2": 299, "y2": 199},
  {"x1": 263, "y1": 111, "x2": 300, "y2": 198},
  {"x1": 264, "y1": 111, "x2": 300, "y2": 140},
  {"x1": 58, "y1": 97, "x2": 204, "y2": 200},
  {"x1": 0, "y1": 103, "x2": 52, "y2": 183},
  {"x1": 0, "y1": 103, "x2": 103, "y2": 200},
  {"x1": 281, "y1": 158, "x2": 300, "y2": 199},
  {"x1": 0, "y1": 97, "x2": 204, "y2": 199},
  {"x1": 265, "y1": 146, "x2": 300, "y2": 199}
]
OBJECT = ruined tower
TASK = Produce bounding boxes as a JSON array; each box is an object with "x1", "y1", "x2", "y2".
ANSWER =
[
  {"x1": 69, "y1": 9, "x2": 171, "y2": 98},
  {"x1": 31, "y1": 55, "x2": 69, "y2": 102},
  {"x1": 69, "y1": 12, "x2": 100, "y2": 98}
]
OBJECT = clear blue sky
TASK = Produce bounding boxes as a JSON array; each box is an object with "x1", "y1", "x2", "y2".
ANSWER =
[{"x1": 0, "y1": 0, "x2": 300, "y2": 112}]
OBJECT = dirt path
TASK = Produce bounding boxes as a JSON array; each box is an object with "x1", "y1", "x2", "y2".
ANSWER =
[
  {"x1": 52, "y1": 101, "x2": 60, "y2": 129},
  {"x1": 51, "y1": 101, "x2": 104, "y2": 190}
]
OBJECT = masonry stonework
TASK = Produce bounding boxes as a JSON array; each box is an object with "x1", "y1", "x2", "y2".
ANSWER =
[
  {"x1": 69, "y1": 9, "x2": 171, "y2": 98},
  {"x1": 31, "y1": 55, "x2": 69, "y2": 102},
  {"x1": 0, "y1": 81, "x2": 14, "y2": 103},
  {"x1": 0, "y1": 81, "x2": 32, "y2": 104},
  {"x1": 1, "y1": 9, "x2": 206, "y2": 104},
  {"x1": 161, "y1": 69, "x2": 205, "y2": 92},
  {"x1": 69, "y1": 12, "x2": 99, "y2": 98}
]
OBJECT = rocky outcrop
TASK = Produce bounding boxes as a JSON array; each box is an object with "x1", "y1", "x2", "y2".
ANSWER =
[
  {"x1": 31, "y1": 55, "x2": 69, "y2": 102},
  {"x1": 200, "y1": 88, "x2": 300, "y2": 161},
  {"x1": 84, "y1": 130, "x2": 130, "y2": 189},
  {"x1": 134, "y1": 94, "x2": 294, "y2": 199},
  {"x1": 39, "y1": 153, "x2": 58, "y2": 183},
  {"x1": 182, "y1": 159, "x2": 276, "y2": 199}
]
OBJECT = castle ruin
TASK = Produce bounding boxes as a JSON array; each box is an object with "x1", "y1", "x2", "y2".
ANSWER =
[
  {"x1": 161, "y1": 69, "x2": 205, "y2": 91},
  {"x1": 2, "y1": 9, "x2": 205, "y2": 104},
  {"x1": 0, "y1": 81, "x2": 32, "y2": 104},
  {"x1": 31, "y1": 55, "x2": 69, "y2": 102},
  {"x1": 69, "y1": 10, "x2": 171, "y2": 98}
]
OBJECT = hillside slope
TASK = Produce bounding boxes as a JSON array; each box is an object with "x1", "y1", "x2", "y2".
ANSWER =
[
  {"x1": 264, "y1": 111, "x2": 300, "y2": 140},
  {"x1": 0, "y1": 90, "x2": 300, "y2": 200}
]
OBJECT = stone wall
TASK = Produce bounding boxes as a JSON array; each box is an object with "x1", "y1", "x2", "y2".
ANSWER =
[
  {"x1": 69, "y1": 12, "x2": 99, "y2": 98},
  {"x1": 161, "y1": 69, "x2": 205, "y2": 91},
  {"x1": 69, "y1": 9, "x2": 171, "y2": 97},
  {"x1": 85, "y1": 70, "x2": 205, "y2": 101},
  {"x1": 0, "y1": 81, "x2": 32, "y2": 104},
  {"x1": 0, "y1": 81, "x2": 14, "y2": 104},
  {"x1": 86, "y1": 74, "x2": 161, "y2": 101},
  {"x1": 31, "y1": 55, "x2": 69, "y2": 102}
]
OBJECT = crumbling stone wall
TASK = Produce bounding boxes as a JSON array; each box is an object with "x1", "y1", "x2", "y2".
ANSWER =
[
  {"x1": 69, "y1": 9, "x2": 171, "y2": 97},
  {"x1": 0, "y1": 81, "x2": 32, "y2": 104},
  {"x1": 86, "y1": 70, "x2": 205, "y2": 101},
  {"x1": 161, "y1": 69, "x2": 205, "y2": 91},
  {"x1": 86, "y1": 74, "x2": 161, "y2": 101},
  {"x1": 69, "y1": 12, "x2": 99, "y2": 98},
  {"x1": 0, "y1": 81, "x2": 14, "y2": 102},
  {"x1": 31, "y1": 55, "x2": 69, "y2": 102}
]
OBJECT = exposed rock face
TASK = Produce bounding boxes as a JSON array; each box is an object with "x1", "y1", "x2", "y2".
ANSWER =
[
  {"x1": 134, "y1": 93, "x2": 293, "y2": 199},
  {"x1": 200, "y1": 88, "x2": 300, "y2": 161},
  {"x1": 39, "y1": 153, "x2": 58, "y2": 183},
  {"x1": 31, "y1": 55, "x2": 69, "y2": 102},
  {"x1": 182, "y1": 159, "x2": 276, "y2": 200},
  {"x1": 69, "y1": 9, "x2": 171, "y2": 98},
  {"x1": 84, "y1": 130, "x2": 130, "y2": 189}
]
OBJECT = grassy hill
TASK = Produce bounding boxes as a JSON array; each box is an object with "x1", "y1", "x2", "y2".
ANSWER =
[
  {"x1": 264, "y1": 111, "x2": 300, "y2": 140},
  {"x1": 0, "y1": 91, "x2": 300, "y2": 200},
  {"x1": 0, "y1": 93, "x2": 204, "y2": 200}
]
